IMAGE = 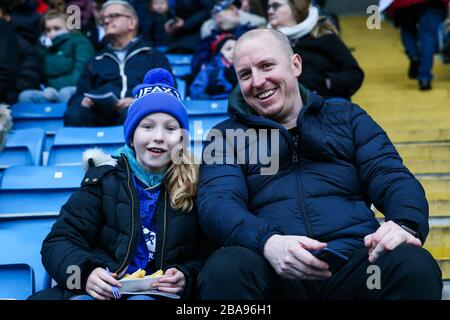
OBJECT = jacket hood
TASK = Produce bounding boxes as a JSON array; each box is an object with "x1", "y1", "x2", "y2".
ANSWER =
[
  {"x1": 82, "y1": 148, "x2": 117, "y2": 171},
  {"x1": 227, "y1": 83, "x2": 325, "y2": 123}
]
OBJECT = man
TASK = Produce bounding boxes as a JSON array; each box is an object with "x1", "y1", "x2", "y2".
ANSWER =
[
  {"x1": 0, "y1": 4, "x2": 20, "y2": 105},
  {"x1": 64, "y1": 0, "x2": 172, "y2": 127},
  {"x1": 200, "y1": 0, "x2": 266, "y2": 38},
  {"x1": 191, "y1": 0, "x2": 260, "y2": 78},
  {"x1": 196, "y1": 29, "x2": 442, "y2": 299}
]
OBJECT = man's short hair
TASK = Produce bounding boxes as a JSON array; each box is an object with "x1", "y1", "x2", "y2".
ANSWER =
[
  {"x1": 236, "y1": 28, "x2": 294, "y2": 60},
  {"x1": 101, "y1": 0, "x2": 138, "y2": 20}
]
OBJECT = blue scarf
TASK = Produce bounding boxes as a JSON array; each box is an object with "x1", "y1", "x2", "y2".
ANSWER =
[{"x1": 115, "y1": 145, "x2": 165, "y2": 187}]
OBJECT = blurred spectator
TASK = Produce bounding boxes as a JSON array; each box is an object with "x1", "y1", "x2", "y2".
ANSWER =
[
  {"x1": 443, "y1": 1, "x2": 450, "y2": 62},
  {"x1": 240, "y1": 0, "x2": 266, "y2": 17},
  {"x1": 192, "y1": 0, "x2": 256, "y2": 77},
  {"x1": 267, "y1": 0, "x2": 364, "y2": 100},
  {"x1": 200, "y1": 0, "x2": 266, "y2": 38},
  {"x1": 190, "y1": 34, "x2": 237, "y2": 99},
  {"x1": 387, "y1": 0, "x2": 448, "y2": 90},
  {"x1": 64, "y1": 0, "x2": 172, "y2": 127},
  {"x1": 11, "y1": 0, "x2": 42, "y2": 45},
  {"x1": 164, "y1": 0, "x2": 214, "y2": 53},
  {"x1": 0, "y1": 1, "x2": 40, "y2": 104},
  {"x1": 46, "y1": 0, "x2": 66, "y2": 13},
  {"x1": 140, "y1": 0, "x2": 175, "y2": 47},
  {"x1": 19, "y1": 10, "x2": 95, "y2": 103},
  {"x1": 83, "y1": 0, "x2": 107, "y2": 51},
  {"x1": 0, "y1": 11, "x2": 21, "y2": 104}
]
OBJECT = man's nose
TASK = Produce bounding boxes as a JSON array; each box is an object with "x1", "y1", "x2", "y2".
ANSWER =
[{"x1": 252, "y1": 71, "x2": 265, "y2": 88}]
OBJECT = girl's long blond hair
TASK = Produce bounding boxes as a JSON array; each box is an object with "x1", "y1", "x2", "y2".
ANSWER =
[{"x1": 164, "y1": 146, "x2": 199, "y2": 213}]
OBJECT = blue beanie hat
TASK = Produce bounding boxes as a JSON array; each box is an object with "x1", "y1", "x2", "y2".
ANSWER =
[{"x1": 123, "y1": 68, "x2": 189, "y2": 146}]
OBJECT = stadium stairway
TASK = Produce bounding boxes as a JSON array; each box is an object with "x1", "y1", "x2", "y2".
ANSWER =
[{"x1": 340, "y1": 16, "x2": 450, "y2": 298}]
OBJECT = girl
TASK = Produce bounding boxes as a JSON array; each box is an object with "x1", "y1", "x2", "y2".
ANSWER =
[{"x1": 32, "y1": 68, "x2": 210, "y2": 300}]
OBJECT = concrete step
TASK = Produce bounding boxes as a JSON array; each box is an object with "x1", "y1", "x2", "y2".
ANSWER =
[
  {"x1": 402, "y1": 160, "x2": 450, "y2": 175},
  {"x1": 387, "y1": 128, "x2": 450, "y2": 143},
  {"x1": 375, "y1": 200, "x2": 450, "y2": 217},
  {"x1": 423, "y1": 224, "x2": 450, "y2": 259},
  {"x1": 395, "y1": 143, "x2": 450, "y2": 161},
  {"x1": 419, "y1": 176, "x2": 450, "y2": 201}
]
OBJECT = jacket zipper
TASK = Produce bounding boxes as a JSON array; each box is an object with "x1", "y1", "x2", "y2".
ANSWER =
[
  {"x1": 292, "y1": 133, "x2": 313, "y2": 238},
  {"x1": 95, "y1": 47, "x2": 152, "y2": 99},
  {"x1": 114, "y1": 156, "x2": 137, "y2": 275},
  {"x1": 159, "y1": 190, "x2": 168, "y2": 270}
]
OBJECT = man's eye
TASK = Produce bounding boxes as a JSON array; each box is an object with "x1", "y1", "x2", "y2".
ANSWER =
[
  {"x1": 240, "y1": 72, "x2": 250, "y2": 80},
  {"x1": 262, "y1": 63, "x2": 273, "y2": 69}
]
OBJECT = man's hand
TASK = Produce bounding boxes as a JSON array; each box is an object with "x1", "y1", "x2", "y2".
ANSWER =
[
  {"x1": 164, "y1": 17, "x2": 184, "y2": 34},
  {"x1": 151, "y1": 268, "x2": 185, "y2": 294},
  {"x1": 263, "y1": 235, "x2": 332, "y2": 280},
  {"x1": 364, "y1": 221, "x2": 422, "y2": 263},
  {"x1": 85, "y1": 267, "x2": 122, "y2": 300},
  {"x1": 81, "y1": 97, "x2": 93, "y2": 108},
  {"x1": 115, "y1": 97, "x2": 134, "y2": 111}
]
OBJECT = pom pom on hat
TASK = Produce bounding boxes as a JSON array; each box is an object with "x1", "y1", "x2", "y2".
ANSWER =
[{"x1": 124, "y1": 68, "x2": 189, "y2": 146}]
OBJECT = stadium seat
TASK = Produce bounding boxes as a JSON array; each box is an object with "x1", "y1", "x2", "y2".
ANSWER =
[
  {"x1": 176, "y1": 78, "x2": 187, "y2": 100},
  {"x1": 0, "y1": 128, "x2": 45, "y2": 169},
  {"x1": 0, "y1": 217, "x2": 56, "y2": 297},
  {"x1": 11, "y1": 102, "x2": 66, "y2": 151},
  {"x1": 172, "y1": 64, "x2": 192, "y2": 78},
  {"x1": 184, "y1": 99, "x2": 228, "y2": 115},
  {"x1": 0, "y1": 165, "x2": 84, "y2": 218},
  {"x1": 48, "y1": 126, "x2": 124, "y2": 166},
  {"x1": 0, "y1": 264, "x2": 34, "y2": 300},
  {"x1": 167, "y1": 54, "x2": 192, "y2": 66}
]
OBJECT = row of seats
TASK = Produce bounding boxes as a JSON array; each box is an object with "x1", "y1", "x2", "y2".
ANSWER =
[{"x1": 0, "y1": 100, "x2": 229, "y2": 169}]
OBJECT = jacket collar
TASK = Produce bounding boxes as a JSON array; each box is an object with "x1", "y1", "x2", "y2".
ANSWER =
[{"x1": 227, "y1": 83, "x2": 324, "y2": 128}]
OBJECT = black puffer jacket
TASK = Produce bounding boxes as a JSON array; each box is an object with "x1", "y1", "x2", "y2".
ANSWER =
[{"x1": 40, "y1": 154, "x2": 211, "y2": 300}]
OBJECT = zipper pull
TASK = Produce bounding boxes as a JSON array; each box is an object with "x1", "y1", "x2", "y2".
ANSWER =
[{"x1": 292, "y1": 134, "x2": 299, "y2": 163}]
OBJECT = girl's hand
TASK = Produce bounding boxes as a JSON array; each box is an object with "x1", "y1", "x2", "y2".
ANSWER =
[
  {"x1": 85, "y1": 267, "x2": 121, "y2": 300},
  {"x1": 151, "y1": 268, "x2": 185, "y2": 294}
]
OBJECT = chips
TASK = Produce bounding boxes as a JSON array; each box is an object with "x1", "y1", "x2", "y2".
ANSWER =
[
  {"x1": 123, "y1": 268, "x2": 146, "y2": 279},
  {"x1": 149, "y1": 269, "x2": 163, "y2": 278},
  {"x1": 122, "y1": 268, "x2": 164, "y2": 280}
]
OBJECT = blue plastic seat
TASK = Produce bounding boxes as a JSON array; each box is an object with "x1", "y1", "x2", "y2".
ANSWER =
[
  {"x1": 176, "y1": 78, "x2": 187, "y2": 100},
  {"x1": 0, "y1": 165, "x2": 84, "y2": 218},
  {"x1": 0, "y1": 128, "x2": 45, "y2": 169},
  {"x1": 184, "y1": 99, "x2": 228, "y2": 115},
  {"x1": 11, "y1": 102, "x2": 66, "y2": 133},
  {"x1": 172, "y1": 64, "x2": 192, "y2": 77},
  {"x1": 188, "y1": 114, "x2": 229, "y2": 141},
  {"x1": 0, "y1": 217, "x2": 56, "y2": 297},
  {"x1": 0, "y1": 264, "x2": 34, "y2": 300},
  {"x1": 48, "y1": 126, "x2": 124, "y2": 166},
  {"x1": 167, "y1": 54, "x2": 192, "y2": 65},
  {"x1": 11, "y1": 102, "x2": 66, "y2": 152}
]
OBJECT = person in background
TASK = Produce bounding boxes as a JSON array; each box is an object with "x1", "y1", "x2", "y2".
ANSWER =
[
  {"x1": 64, "y1": 0, "x2": 172, "y2": 127},
  {"x1": 0, "y1": 5, "x2": 21, "y2": 104},
  {"x1": 200, "y1": 0, "x2": 266, "y2": 38},
  {"x1": 192, "y1": 0, "x2": 256, "y2": 78},
  {"x1": 266, "y1": 0, "x2": 364, "y2": 100},
  {"x1": 387, "y1": 0, "x2": 448, "y2": 90},
  {"x1": 140, "y1": 0, "x2": 174, "y2": 47},
  {"x1": 0, "y1": 1, "x2": 40, "y2": 104},
  {"x1": 190, "y1": 34, "x2": 237, "y2": 99},
  {"x1": 19, "y1": 10, "x2": 94, "y2": 103}
]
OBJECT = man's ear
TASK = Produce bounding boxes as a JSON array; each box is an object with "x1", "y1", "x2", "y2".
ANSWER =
[
  {"x1": 129, "y1": 17, "x2": 138, "y2": 32},
  {"x1": 292, "y1": 53, "x2": 302, "y2": 78}
]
